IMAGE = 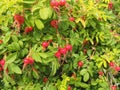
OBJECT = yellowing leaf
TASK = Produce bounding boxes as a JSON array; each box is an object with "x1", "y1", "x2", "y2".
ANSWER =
[
  {"x1": 39, "y1": 7, "x2": 51, "y2": 20},
  {"x1": 75, "y1": 18, "x2": 86, "y2": 28},
  {"x1": 103, "y1": 60, "x2": 107, "y2": 68},
  {"x1": 35, "y1": 19, "x2": 44, "y2": 30}
]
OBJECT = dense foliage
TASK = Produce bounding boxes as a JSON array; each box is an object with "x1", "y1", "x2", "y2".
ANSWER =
[{"x1": 0, "y1": 0, "x2": 120, "y2": 90}]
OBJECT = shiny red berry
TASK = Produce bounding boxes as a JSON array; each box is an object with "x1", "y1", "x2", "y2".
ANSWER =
[
  {"x1": 23, "y1": 58, "x2": 29, "y2": 65},
  {"x1": 28, "y1": 57, "x2": 34, "y2": 65},
  {"x1": 55, "y1": 51, "x2": 61, "y2": 59},
  {"x1": 109, "y1": 62, "x2": 115, "y2": 67},
  {"x1": 111, "y1": 85, "x2": 117, "y2": 90},
  {"x1": 25, "y1": 26, "x2": 33, "y2": 33},
  {"x1": 115, "y1": 66, "x2": 120, "y2": 71},
  {"x1": 60, "y1": 48, "x2": 67, "y2": 55},
  {"x1": 59, "y1": 0, "x2": 66, "y2": 6},
  {"x1": 65, "y1": 44, "x2": 72, "y2": 51},
  {"x1": 98, "y1": 71, "x2": 103, "y2": 76},
  {"x1": 78, "y1": 61, "x2": 83, "y2": 67},
  {"x1": 50, "y1": 0, "x2": 60, "y2": 9},
  {"x1": 0, "y1": 59, "x2": 5, "y2": 66},
  {"x1": 69, "y1": 17, "x2": 75, "y2": 22},
  {"x1": 42, "y1": 41, "x2": 49, "y2": 48},
  {"x1": 50, "y1": 20, "x2": 58, "y2": 29}
]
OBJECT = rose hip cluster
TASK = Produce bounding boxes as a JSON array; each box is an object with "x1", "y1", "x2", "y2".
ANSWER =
[
  {"x1": 14, "y1": 14, "x2": 33, "y2": 34},
  {"x1": 14, "y1": 14, "x2": 24, "y2": 26},
  {"x1": 23, "y1": 57, "x2": 34, "y2": 69},
  {"x1": 109, "y1": 61, "x2": 120, "y2": 72},
  {"x1": 54, "y1": 44, "x2": 72, "y2": 59},
  {"x1": 0, "y1": 59, "x2": 5, "y2": 71},
  {"x1": 50, "y1": 0, "x2": 66, "y2": 8}
]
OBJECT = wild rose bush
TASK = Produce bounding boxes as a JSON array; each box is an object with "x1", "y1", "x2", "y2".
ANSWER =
[{"x1": 0, "y1": 0, "x2": 120, "y2": 90}]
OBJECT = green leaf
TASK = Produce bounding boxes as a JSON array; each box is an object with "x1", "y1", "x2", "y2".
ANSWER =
[
  {"x1": 50, "y1": 60, "x2": 59, "y2": 76},
  {"x1": 32, "y1": 52, "x2": 42, "y2": 62},
  {"x1": 35, "y1": 19, "x2": 44, "y2": 30},
  {"x1": 39, "y1": 7, "x2": 50, "y2": 20},
  {"x1": 32, "y1": 69, "x2": 39, "y2": 79},
  {"x1": 98, "y1": 88, "x2": 105, "y2": 90},
  {"x1": 80, "y1": 69, "x2": 87, "y2": 76},
  {"x1": 8, "y1": 63, "x2": 22, "y2": 74},
  {"x1": 3, "y1": 32, "x2": 11, "y2": 43},
  {"x1": 4, "y1": 74, "x2": 16, "y2": 85},
  {"x1": 39, "y1": 53, "x2": 48, "y2": 58},
  {"x1": 83, "y1": 72, "x2": 89, "y2": 82},
  {"x1": 6, "y1": 53, "x2": 17, "y2": 64},
  {"x1": 11, "y1": 35, "x2": 18, "y2": 42},
  {"x1": 23, "y1": 0, "x2": 35, "y2": 4}
]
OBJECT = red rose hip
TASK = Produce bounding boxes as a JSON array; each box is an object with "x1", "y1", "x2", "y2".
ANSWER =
[
  {"x1": 78, "y1": 61, "x2": 83, "y2": 67},
  {"x1": 69, "y1": 17, "x2": 75, "y2": 22},
  {"x1": 111, "y1": 85, "x2": 117, "y2": 90},
  {"x1": 59, "y1": 0, "x2": 66, "y2": 6},
  {"x1": 42, "y1": 41, "x2": 49, "y2": 48}
]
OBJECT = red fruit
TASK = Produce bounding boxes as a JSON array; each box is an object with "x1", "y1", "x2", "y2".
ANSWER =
[
  {"x1": 111, "y1": 85, "x2": 117, "y2": 90},
  {"x1": 108, "y1": 2, "x2": 113, "y2": 10},
  {"x1": 60, "y1": 48, "x2": 67, "y2": 55},
  {"x1": 29, "y1": 26, "x2": 33, "y2": 31},
  {"x1": 28, "y1": 57, "x2": 34, "y2": 65},
  {"x1": 65, "y1": 44, "x2": 72, "y2": 51},
  {"x1": 43, "y1": 77, "x2": 48, "y2": 83},
  {"x1": 55, "y1": 51, "x2": 61, "y2": 59},
  {"x1": 59, "y1": 0, "x2": 66, "y2": 6},
  {"x1": 25, "y1": 26, "x2": 33, "y2": 33},
  {"x1": 42, "y1": 41, "x2": 49, "y2": 48},
  {"x1": 0, "y1": 59, "x2": 5, "y2": 66},
  {"x1": 115, "y1": 66, "x2": 120, "y2": 71},
  {"x1": 69, "y1": 17, "x2": 75, "y2": 22},
  {"x1": 98, "y1": 71, "x2": 103, "y2": 76},
  {"x1": 78, "y1": 61, "x2": 83, "y2": 67},
  {"x1": 14, "y1": 14, "x2": 24, "y2": 25},
  {"x1": 50, "y1": 20, "x2": 58, "y2": 29},
  {"x1": 109, "y1": 62, "x2": 115, "y2": 67},
  {"x1": 50, "y1": 0, "x2": 59, "y2": 8},
  {"x1": 0, "y1": 40, "x2": 3, "y2": 44},
  {"x1": 23, "y1": 58, "x2": 29, "y2": 65},
  {"x1": 0, "y1": 59, "x2": 5, "y2": 69},
  {"x1": 68, "y1": 85, "x2": 72, "y2": 90}
]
